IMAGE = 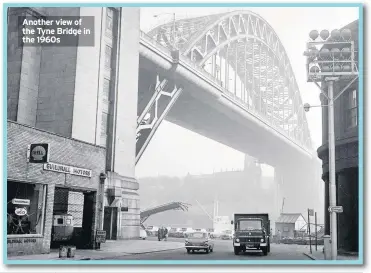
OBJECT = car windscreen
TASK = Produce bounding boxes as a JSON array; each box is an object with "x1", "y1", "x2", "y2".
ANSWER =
[
  {"x1": 238, "y1": 220, "x2": 262, "y2": 230},
  {"x1": 188, "y1": 232, "x2": 207, "y2": 239}
]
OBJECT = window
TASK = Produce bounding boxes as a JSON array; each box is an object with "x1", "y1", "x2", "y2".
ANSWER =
[
  {"x1": 7, "y1": 181, "x2": 46, "y2": 235},
  {"x1": 101, "y1": 112, "x2": 108, "y2": 136},
  {"x1": 346, "y1": 89, "x2": 357, "y2": 128},
  {"x1": 106, "y1": 8, "x2": 113, "y2": 34},
  {"x1": 105, "y1": 45, "x2": 112, "y2": 69},
  {"x1": 283, "y1": 226, "x2": 289, "y2": 232},
  {"x1": 102, "y1": 79, "x2": 110, "y2": 112}
]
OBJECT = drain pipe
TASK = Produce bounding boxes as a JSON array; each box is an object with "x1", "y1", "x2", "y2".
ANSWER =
[{"x1": 99, "y1": 173, "x2": 107, "y2": 230}]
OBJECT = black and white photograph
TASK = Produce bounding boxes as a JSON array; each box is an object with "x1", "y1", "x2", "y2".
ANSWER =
[{"x1": 4, "y1": 2, "x2": 363, "y2": 268}]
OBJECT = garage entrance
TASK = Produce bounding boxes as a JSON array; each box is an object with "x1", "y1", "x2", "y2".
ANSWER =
[{"x1": 51, "y1": 187, "x2": 96, "y2": 249}]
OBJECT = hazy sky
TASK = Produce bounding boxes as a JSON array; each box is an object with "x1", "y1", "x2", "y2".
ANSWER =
[{"x1": 136, "y1": 6, "x2": 359, "y2": 178}]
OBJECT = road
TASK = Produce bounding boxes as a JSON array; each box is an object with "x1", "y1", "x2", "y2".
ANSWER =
[{"x1": 103, "y1": 237, "x2": 314, "y2": 260}]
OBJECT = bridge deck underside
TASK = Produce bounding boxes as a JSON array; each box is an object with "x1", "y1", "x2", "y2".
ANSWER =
[{"x1": 138, "y1": 57, "x2": 310, "y2": 168}]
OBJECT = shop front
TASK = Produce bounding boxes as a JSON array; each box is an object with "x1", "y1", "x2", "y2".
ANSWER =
[{"x1": 7, "y1": 121, "x2": 106, "y2": 256}]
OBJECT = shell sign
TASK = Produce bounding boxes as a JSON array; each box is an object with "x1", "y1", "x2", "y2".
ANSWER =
[
  {"x1": 15, "y1": 207, "x2": 27, "y2": 216},
  {"x1": 28, "y1": 143, "x2": 49, "y2": 163}
]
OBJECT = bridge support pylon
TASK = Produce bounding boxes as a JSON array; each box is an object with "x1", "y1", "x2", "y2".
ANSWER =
[{"x1": 136, "y1": 74, "x2": 183, "y2": 164}]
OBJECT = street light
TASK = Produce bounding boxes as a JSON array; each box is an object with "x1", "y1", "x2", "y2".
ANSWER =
[
  {"x1": 153, "y1": 12, "x2": 176, "y2": 49},
  {"x1": 304, "y1": 28, "x2": 358, "y2": 260},
  {"x1": 303, "y1": 103, "x2": 328, "y2": 112}
]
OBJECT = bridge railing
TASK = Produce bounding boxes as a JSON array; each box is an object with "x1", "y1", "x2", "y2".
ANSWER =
[
  {"x1": 140, "y1": 31, "x2": 224, "y2": 87},
  {"x1": 139, "y1": 31, "x2": 312, "y2": 152}
]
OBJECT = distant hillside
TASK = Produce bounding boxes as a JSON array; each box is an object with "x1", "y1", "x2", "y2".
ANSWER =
[{"x1": 138, "y1": 170, "x2": 282, "y2": 230}]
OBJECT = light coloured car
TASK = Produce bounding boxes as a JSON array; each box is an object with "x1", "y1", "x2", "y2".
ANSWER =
[
  {"x1": 220, "y1": 230, "x2": 233, "y2": 240},
  {"x1": 145, "y1": 225, "x2": 158, "y2": 236},
  {"x1": 185, "y1": 231, "x2": 214, "y2": 254},
  {"x1": 140, "y1": 228, "x2": 147, "y2": 240}
]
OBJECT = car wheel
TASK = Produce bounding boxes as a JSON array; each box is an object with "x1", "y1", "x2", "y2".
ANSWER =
[
  {"x1": 262, "y1": 247, "x2": 268, "y2": 256},
  {"x1": 234, "y1": 247, "x2": 240, "y2": 255},
  {"x1": 187, "y1": 249, "x2": 191, "y2": 254},
  {"x1": 210, "y1": 247, "x2": 213, "y2": 253},
  {"x1": 205, "y1": 248, "x2": 209, "y2": 254}
]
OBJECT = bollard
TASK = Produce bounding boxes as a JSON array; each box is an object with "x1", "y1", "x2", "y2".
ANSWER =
[
  {"x1": 323, "y1": 235, "x2": 331, "y2": 260},
  {"x1": 67, "y1": 246, "x2": 76, "y2": 258},
  {"x1": 59, "y1": 245, "x2": 67, "y2": 258}
]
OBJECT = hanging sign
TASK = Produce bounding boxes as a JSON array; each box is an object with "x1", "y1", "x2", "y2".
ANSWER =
[
  {"x1": 12, "y1": 198, "x2": 30, "y2": 206},
  {"x1": 15, "y1": 207, "x2": 27, "y2": 216},
  {"x1": 28, "y1": 143, "x2": 50, "y2": 163}
]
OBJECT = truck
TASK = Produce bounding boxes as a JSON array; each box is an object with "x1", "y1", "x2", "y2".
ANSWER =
[{"x1": 231, "y1": 213, "x2": 270, "y2": 256}]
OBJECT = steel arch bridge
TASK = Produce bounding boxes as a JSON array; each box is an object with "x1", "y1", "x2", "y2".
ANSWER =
[{"x1": 145, "y1": 10, "x2": 312, "y2": 152}]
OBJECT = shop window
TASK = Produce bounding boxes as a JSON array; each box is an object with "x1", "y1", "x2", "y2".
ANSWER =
[
  {"x1": 346, "y1": 89, "x2": 357, "y2": 129},
  {"x1": 7, "y1": 181, "x2": 46, "y2": 236}
]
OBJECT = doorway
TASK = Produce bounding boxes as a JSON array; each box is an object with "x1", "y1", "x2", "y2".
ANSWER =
[
  {"x1": 103, "y1": 207, "x2": 118, "y2": 240},
  {"x1": 51, "y1": 187, "x2": 96, "y2": 249}
]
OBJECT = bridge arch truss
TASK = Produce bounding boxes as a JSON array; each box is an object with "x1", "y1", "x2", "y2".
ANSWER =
[{"x1": 147, "y1": 10, "x2": 312, "y2": 151}]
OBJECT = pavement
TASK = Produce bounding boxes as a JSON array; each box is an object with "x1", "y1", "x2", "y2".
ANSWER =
[
  {"x1": 303, "y1": 246, "x2": 359, "y2": 260},
  {"x1": 7, "y1": 239, "x2": 184, "y2": 261}
]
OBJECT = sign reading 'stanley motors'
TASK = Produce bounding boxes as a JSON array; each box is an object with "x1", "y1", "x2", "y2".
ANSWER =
[
  {"x1": 28, "y1": 143, "x2": 50, "y2": 163},
  {"x1": 43, "y1": 162, "x2": 92, "y2": 178}
]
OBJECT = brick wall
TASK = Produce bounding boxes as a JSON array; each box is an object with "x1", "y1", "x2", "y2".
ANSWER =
[{"x1": 7, "y1": 121, "x2": 106, "y2": 256}]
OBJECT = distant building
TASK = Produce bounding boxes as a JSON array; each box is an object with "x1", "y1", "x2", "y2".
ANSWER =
[
  {"x1": 213, "y1": 216, "x2": 231, "y2": 233},
  {"x1": 275, "y1": 213, "x2": 307, "y2": 238}
]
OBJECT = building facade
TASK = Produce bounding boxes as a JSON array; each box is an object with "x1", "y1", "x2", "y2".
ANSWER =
[
  {"x1": 7, "y1": 6, "x2": 141, "y2": 254},
  {"x1": 317, "y1": 20, "x2": 359, "y2": 253},
  {"x1": 275, "y1": 213, "x2": 307, "y2": 239},
  {"x1": 7, "y1": 121, "x2": 106, "y2": 255}
]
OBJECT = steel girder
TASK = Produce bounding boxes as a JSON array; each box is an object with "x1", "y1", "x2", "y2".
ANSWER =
[
  {"x1": 136, "y1": 74, "x2": 183, "y2": 164},
  {"x1": 147, "y1": 10, "x2": 313, "y2": 151},
  {"x1": 140, "y1": 202, "x2": 190, "y2": 225}
]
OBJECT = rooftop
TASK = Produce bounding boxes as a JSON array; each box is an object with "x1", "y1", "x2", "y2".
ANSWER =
[{"x1": 275, "y1": 213, "x2": 305, "y2": 224}]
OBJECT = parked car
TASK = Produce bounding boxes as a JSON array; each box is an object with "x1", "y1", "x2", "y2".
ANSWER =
[
  {"x1": 168, "y1": 227, "x2": 179, "y2": 237},
  {"x1": 140, "y1": 228, "x2": 147, "y2": 240},
  {"x1": 145, "y1": 226, "x2": 158, "y2": 236},
  {"x1": 220, "y1": 230, "x2": 233, "y2": 240},
  {"x1": 185, "y1": 231, "x2": 214, "y2": 254},
  {"x1": 179, "y1": 227, "x2": 193, "y2": 238}
]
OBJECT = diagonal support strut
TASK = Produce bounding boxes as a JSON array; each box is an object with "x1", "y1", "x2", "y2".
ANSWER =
[{"x1": 136, "y1": 77, "x2": 183, "y2": 165}]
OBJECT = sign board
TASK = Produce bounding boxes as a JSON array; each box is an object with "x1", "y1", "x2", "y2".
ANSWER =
[
  {"x1": 308, "y1": 209, "x2": 314, "y2": 216},
  {"x1": 328, "y1": 206, "x2": 343, "y2": 213},
  {"x1": 43, "y1": 162, "x2": 92, "y2": 178},
  {"x1": 15, "y1": 207, "x2": 27, "y2": 216},
  {"x1": 28, "y1": 143, "x2": 49, "y2": 163},
  {"x1": 96, "y1": 230, "x2": 106, "y2": 243},
  {"x1": 11, "y1": 198, "x2": 30, "y2": 206}
]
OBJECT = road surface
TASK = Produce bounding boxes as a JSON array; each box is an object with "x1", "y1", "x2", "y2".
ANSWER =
[{"x1": 102, "y1": 237, "x2": 314, "y2": 260}]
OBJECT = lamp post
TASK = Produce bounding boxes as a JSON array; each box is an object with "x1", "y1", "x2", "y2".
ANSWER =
[
  {"x1": 304, "y1": 28, "x2": 358, "y2": 260},
  {"x1": 153, "y1": 12, "x2": 176, "y2": 49}
]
